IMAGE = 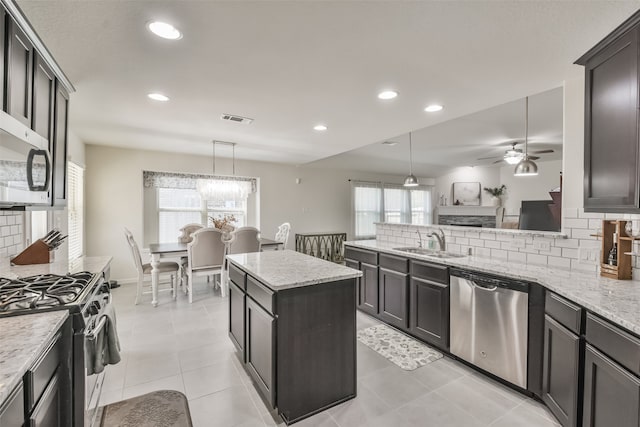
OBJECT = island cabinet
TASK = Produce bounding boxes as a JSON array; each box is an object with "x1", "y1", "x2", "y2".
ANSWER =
[
  {"x1": 344, "y1": 247, "x2": 379, "y2": 316},
  {"x1": 409, "y1": 260, "x2": 450, "y2": 350},
  {"x1": 582, "y1": 313, "x2": 640, "y2": 427},
  {"x1": 378, "y1": 253, "x2": 409, "y2": 330},
  {"x1": 576, "y1": 11, "x2": 640, "y2": 212},
  {"x1": 227, "y1": 251, "x2": 359, "y2": 425},
  {"x1": 542, "y1": 292, "x2": 584, "y2": 427}
]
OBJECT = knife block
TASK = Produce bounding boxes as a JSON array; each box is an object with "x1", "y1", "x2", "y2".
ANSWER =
[{"x1": 10, "y1": 240, "x2": 51, "y2": 265}]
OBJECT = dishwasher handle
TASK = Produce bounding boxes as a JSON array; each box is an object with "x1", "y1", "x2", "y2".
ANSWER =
[{"x1": 450, "y1": 268, "x2": 529, "y2": 293}]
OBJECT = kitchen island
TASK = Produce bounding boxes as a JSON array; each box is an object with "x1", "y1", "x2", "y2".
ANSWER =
[{"x1": 226, "y1": 250, "x2": 362, "y2": 425}]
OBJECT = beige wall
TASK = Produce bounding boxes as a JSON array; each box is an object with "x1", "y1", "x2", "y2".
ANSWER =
[
  {"x1": 85, "y1": 144, "x2": 411, "y2": 280},
  {"x1": 434, "y1": 166, "x2": 500, "y2": 207}
]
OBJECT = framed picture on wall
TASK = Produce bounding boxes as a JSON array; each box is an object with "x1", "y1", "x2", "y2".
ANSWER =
[{"x1": 452, "y1": 182, "x2": 481, "y2": 206}]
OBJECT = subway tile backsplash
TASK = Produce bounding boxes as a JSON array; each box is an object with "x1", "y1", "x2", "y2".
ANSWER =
[
  {"x1": 375, "y1": 208, "x2": 640, "y2": 275},
  {"x1": 0, "y1": 212, "x2": 24, "y2": 257}
]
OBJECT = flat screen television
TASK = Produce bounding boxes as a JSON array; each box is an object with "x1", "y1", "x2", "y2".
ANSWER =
[{"x1": 519, "y1": 200, "x2": 560, "y2": 232}]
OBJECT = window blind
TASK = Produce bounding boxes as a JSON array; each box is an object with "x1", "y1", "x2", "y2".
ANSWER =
[{"x1": 67, "y1": 162, "x2": 84, "y2": 260}]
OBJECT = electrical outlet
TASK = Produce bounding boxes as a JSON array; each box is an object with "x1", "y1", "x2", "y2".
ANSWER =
[
  {"x1": 533, "y1": 240, "x2": 551, "y2": 251},
  {"x1": 578, "y1": 248, "x2": 599, "y2": 264},
  {"x1": 510, "y1": 238, "x2": 526, "y2": 249}
]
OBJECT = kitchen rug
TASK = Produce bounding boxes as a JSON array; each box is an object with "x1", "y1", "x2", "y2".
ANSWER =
[
  {"x1": 357, "y1": 324, "x2": 443, "y2": 370},
  {"x1": 99, "y1": 390, "x2": 193, "y2": 427}
]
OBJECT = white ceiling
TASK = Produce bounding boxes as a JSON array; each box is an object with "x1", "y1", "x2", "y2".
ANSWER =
[
  {"x1": 17, "y1": 1, "x2": 640, "y2": 166},
  {"x1": 309, "y1": 87, "x2": 563, "y2": 177}
]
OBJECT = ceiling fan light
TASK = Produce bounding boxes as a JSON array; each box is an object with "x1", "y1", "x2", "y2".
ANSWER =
[
  {"x1": 403, "y1": 174, "x2": 419, "y2": 187},
  {"x1": 504, "y1": 154, "x2": 523, "y2": 165},
  {"x1": 514, "y1": 158, "x2": 538, "y2": 176}
]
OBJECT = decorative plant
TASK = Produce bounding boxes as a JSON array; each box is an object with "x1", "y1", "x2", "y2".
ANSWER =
[
  {"x1": 209, "y1": 214, "x2": 237, "y2": 231},
  {"x1": 483, "y1": 184, "x2": 507, "y2": 197}
]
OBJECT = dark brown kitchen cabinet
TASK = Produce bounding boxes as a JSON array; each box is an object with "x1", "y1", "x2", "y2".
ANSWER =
[
  {"x1": 409, "y1": 276, "x2": 449, "y2": 349},
  {"x1": 32, "y1": 53, "x2": 54, "y2": 140},
  {"x1": 344, "y1": 247, "x2": 379, "y2": 316},
  {"x1": 576, "y1": 11, "x2": 640, "y2": 212},
  {"x1": 359, "y1": 262, "x2": 378, "y2": 316},
  {"x1": 582, "y1": 344, "x2": 640, "y2": 427},
  {"x1": 542, "y1": 315, "x2": 582, "y2": 427},
  {"x1": 29, "y1": 373, "x2": 60, "y2": 427},
  {"x1": 245, "y1": 297, "x2": 275, "y2": 408},
  {"x1": 378, "y1": 268, "x2": 409, "y2": 330},
  {"x1": 51, "y1": 83, "x2": 68, "y2": 206},
  {"x1": 229, "y1": 280, "x2": 245, "y2": 361},
  {"x1": 0, "y1": 383, "x2": 24, "y2": 427},
  {"x1": 6, "y1": 17, "x2": 34, "y2": 126}
]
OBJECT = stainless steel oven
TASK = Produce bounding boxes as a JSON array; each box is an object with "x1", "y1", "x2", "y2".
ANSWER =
[{"x1": 0, "y1": 110, "x2": 51, "y2": 207}]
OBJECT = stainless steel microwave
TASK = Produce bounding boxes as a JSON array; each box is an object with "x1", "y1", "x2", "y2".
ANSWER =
[{"x1": 0, "y1": 110, "x2": 50, "y2": 207}]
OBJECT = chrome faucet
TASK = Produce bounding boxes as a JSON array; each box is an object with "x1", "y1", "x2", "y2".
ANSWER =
[
  {"x1": 416, "y1": 230, "x2": 424, "y2": 248},
  {"x1": 427, "y1": 228, "x2": 446, "y2": 252}
]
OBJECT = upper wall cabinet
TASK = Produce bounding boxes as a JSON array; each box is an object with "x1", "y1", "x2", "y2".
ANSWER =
[
  {"x1": 51, "y1": 82, "x2": 68, "y2": 206},
  {"x1": 33, "y1": 52, "x2": 55, "y2": 141},
  {"x1": 576, "y1": 11, "x2": 640, "y2": 213},
  {"x1": 6, "y1": 16, "x2": 34, "y2": 127}
]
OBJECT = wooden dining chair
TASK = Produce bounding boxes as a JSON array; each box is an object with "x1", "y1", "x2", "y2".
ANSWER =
[
  {"x1": 185, "y1": 227, "x2": 226, "y2": 302},
  {"x1": 222, "y1": 227, "x2": 261, "y2": 295},
  {"x1": 124, "y1": 228, "x2": 180, "y2": 305}
]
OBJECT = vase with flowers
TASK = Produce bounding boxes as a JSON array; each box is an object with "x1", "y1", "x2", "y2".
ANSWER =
[
  {"x1": 483, "y1": 184, "x2": 506, "y2": 207},
  {"x1": 209, "y1": 214, "x2": 237, "y2": 237}
]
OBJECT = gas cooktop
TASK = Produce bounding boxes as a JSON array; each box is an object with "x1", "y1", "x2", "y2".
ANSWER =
[{"x1": 0, "y1": 271, "x2": 96, "y2": 312}]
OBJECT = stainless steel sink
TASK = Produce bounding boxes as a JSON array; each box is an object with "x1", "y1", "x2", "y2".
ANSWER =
[{"x1": 392, "y1": 247, "x2": 466, "y2": 258}]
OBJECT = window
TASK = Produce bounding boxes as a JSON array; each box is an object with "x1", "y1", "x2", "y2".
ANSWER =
[
  {"x1": 156, "y1": 187, "x2": 247, "y2": 243},
  {"x1": 143, "y1": 171, "x2": 256, "y2": 244},
  {"x1": 68, "y1": 162, "x2": 84, "y2": 260},
  {"x1": 352, "y1": 181, "x2": 432, "y2": 239}
]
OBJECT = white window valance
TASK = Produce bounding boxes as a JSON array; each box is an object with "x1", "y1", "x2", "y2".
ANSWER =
[{"x1": 143, "y1": 170, "x2": 257, "y2": 193}]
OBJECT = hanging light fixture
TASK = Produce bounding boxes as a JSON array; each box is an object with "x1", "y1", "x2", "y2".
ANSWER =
[
  {"x1": 403, "y1": 132, "x2": 419, "y2": 187},
  {"x1": 514, "y1": 96, "x2": 539, "y2": 176},
  {"x1": 197, "y1": 141, "x2": 252, "y2": 202},
  {"x1": 503, "y1": 143, "x2": 524, "y2": 165}
]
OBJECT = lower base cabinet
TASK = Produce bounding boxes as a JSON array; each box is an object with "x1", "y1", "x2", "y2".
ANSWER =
[
  {"x1": 542, "y1": 315, "x2": 582, "y2": 427},
  {"x1": 378, "y1": 268, "x2": 408, "y2": 329},
  {"x1": 229, "y1": 281, "x2": 246, "y2": 361},
  {"x1": 409, "y1": 277, "x2": 449, "y2": 349},
  {"x1": 246, "y1": 297, "x2": 275, "y2": 408},
  {"x1": 582, "y1": 344, "x2": 640, "y2": 427},
  {"x1": 359, "y1": 262, "x2": 379, "y2": 316},
  {"x1": 29, "y1": 373, "x2": 60, "y2": 427}
]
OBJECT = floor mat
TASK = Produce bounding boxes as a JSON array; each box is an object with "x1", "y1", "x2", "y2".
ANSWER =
[
  {"x1": 99, "y1": 390, "x2": 193, "y2": 427},
  {"x1": 357, "y1": 324, "x2": 443, "y2": 371}
]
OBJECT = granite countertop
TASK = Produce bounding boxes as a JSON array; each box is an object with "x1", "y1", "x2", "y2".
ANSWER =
[
  {"x1": 0, "y1": 256, "x2": 112, "y2": 280},
  {"x1": 0, "y1": 311, "x2": 68, "y2": 404},
  {"x1": 345, "y1": 240, "x2": 640, "y2": 336},
  {"x1": 227, "y1": 250, "x2": 362, "y2": 291}
]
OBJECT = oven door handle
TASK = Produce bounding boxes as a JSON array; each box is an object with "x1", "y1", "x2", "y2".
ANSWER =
[{"x1": 86, "y1": 316, "x2": 107, "y2": 341}]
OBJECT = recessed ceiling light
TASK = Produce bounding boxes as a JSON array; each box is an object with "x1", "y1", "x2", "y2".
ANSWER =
[
  {"x1": 147, "y1": 21, "x2": 182, "y2": 40},
  {"x1": 424, "y1": 104, "x2": 444, "y2": 112},
  {"x1": 313, "y1": 124, "x2": 328, "y2": 131},
  {"x1": 381, "y1": 141, "x2": 398, "y2": 146},
  {"x1": 148, "y1": 93, "x2": 169, "y2": 102},
  {"x1": 378, "y1": 90, "x2": 398, "y2": 100}
]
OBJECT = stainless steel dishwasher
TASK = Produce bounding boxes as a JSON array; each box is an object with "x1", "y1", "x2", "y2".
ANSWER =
[{"x1": 449, "y1": 268, "x2": 529, "y2": 388}]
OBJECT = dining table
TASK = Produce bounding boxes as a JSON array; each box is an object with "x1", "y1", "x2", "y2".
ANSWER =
[{"x1": 147, "y1": 237, "x2": 282, "y2": 306}]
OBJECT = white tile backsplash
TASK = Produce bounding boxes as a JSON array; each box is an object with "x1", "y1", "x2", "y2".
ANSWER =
[{"x1": 0, "y1": 212, "x2": 24, "y2": 257}]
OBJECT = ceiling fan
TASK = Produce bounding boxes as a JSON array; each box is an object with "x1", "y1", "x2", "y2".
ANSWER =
[{"x1": 477, "y1": 142, "x2": 554, "y2": 165}]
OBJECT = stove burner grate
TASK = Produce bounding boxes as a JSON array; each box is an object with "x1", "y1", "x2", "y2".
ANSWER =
[{"x1": 0, "y1": 271, "x2": 95, "y2": 311}]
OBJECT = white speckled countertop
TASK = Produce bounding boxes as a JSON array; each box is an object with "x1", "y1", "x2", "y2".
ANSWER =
[
  {"x1": 0, "y1": 256, "x2": 112, "y2": 279},
  {"x1": 346, "y1": 240, "x2": 640, "y2": 335},
  {"x1": 227, "y1": 250, "x2": 362, "y2": 290},
  {"x1": 0, "y1": 311, "x2": 68, "y2": 404}
]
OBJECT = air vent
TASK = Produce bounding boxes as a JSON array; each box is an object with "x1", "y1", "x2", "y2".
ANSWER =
[{"x1": 221, "y1": 114, "x2": 254, "y2": 124}]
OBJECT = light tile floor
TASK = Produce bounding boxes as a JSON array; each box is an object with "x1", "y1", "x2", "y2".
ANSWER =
[{"x1": 102, "y1": 279, "x2": 560, "y2": 427}]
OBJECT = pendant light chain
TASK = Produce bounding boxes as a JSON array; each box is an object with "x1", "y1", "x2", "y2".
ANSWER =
[
  {"x1": 409, "y1": 132, "x2": 413, "y2": 175},
  {"x1": 524, "y1": 97, "x2": 528, "y2": 158}
]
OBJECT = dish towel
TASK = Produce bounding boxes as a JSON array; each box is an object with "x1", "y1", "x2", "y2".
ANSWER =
[{"x1": 85, "y1": 303, "x2": 122, "y2": 375}]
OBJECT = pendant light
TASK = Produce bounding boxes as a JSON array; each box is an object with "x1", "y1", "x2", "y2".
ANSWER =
[
  {"x1": 403, "y1": 132, "x2": 419, "y2": 187},
  {"x1": 197, "y1": 141, "x2": 252, "y2": 201},
  {"x1": 514, "y1": 96, "x2": 539, "y2": 176}
]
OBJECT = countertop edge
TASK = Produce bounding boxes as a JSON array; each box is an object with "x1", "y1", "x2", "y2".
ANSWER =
[
  {"x1": 0, "y1": 311, "x2": 69, "y2": 404},
  {"x1": 345, "y1": 240, "x2": 640, "y2": 336},
  {"x1": 227, "y1": 253, "x2": 362, "y2": 291}
]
